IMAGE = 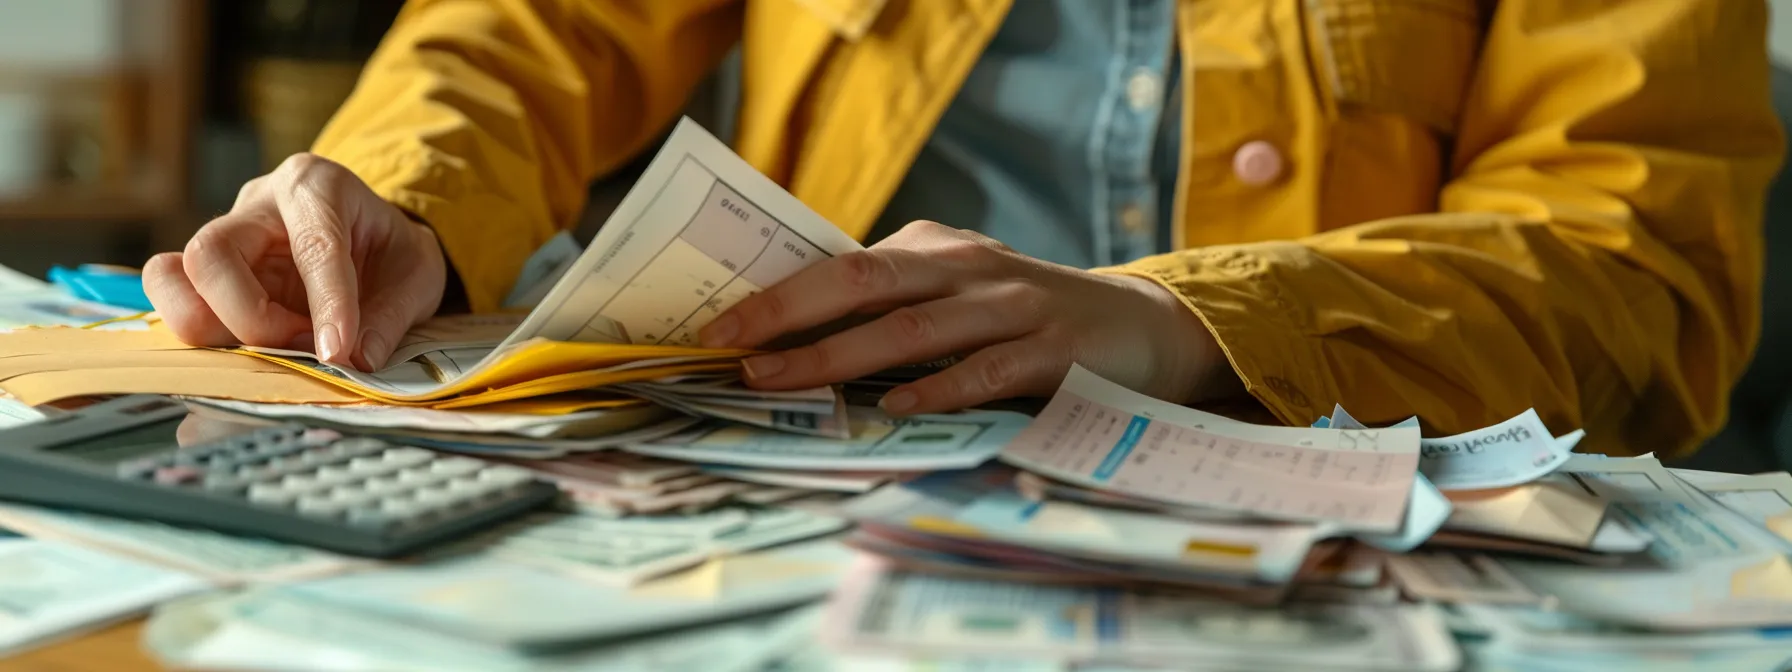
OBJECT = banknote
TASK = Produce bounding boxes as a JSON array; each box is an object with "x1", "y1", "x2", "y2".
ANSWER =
[
  {"x1": 362, "y1": 414, "x2": 705, "y2": 460},
  {"x1": 0, "y1": 504, "x2": 361, "y2": 585},
  {"x1": 629, "y1": 407, "x2": 1029, "y2": 471},
  {"x1": 0, "y1": 539, "x2": 209, "y2": 655},
  {"x1": 189, "y1": 397, "x2": 657, "y2": 439},
  {"x1": 146, "y1": 588, "x2": 826, "y2": 672},
  {"x1": 1002, "y1": 366, "x2": 1421, "y2": 533},
  {"x1": 820, "y1": 555, "x2": 1462, "y2": 671},
  {"x1": 840, "y1": 467, "x2": 1330, "y2": 583},
  {"x1": 274, "y1": 537, "x2": 852, "y2": 648},
  {"x1": 1383, "y1": 551, "x2": 1542, "y2": 605},
  {"x1": 700, "y1": 466, "x2": 904, "y2": 493},
  {"x1": 620, "y1": 385, "x2": 853, "y2": 439},
  {"x1": 1453, "y1": 603, "x2": 1792, "y2": 654}
]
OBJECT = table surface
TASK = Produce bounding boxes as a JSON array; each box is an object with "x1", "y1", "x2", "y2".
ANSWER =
[{"x1": 12, "y1": 619, "x2": 160, "y2": 672}]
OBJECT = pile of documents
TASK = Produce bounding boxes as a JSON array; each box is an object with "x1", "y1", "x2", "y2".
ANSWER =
[{"x1": 8, "y1": 117, "x2": 1792, "y2": 670}]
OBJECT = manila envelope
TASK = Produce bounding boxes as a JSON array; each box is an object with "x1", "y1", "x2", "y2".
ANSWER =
[{"x1": 1441, "y1": 474, "x2": 1608, "y2": 548}]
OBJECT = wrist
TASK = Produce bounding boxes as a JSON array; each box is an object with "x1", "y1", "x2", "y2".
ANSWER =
[
  {"x1": 402, "y1": 212, "x2": 465, "y2": 315},
  {"x1": 1114, "y1": 274, "x2": 1241, "y2": 405}
]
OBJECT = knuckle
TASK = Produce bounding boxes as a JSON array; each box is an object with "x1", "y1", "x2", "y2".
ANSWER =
[
  {"x1": 899, "y1": 219, "x2": 946, "y2": 236},
  {"x1": 938, "y1": 239, "x2": 992, "y2": 265},
  {"x1": 285, "y1": 224, "x2": 347, "y2": 270},
  {"x1": 977, "y1": 351, "x2": 1023, "y2": 393},
  {"x1": 234, "y1": 176, "x2": 267, "y2": 207},
  {"x1": 838, "y1": 251, "x2": 894, "y2": 293},
  {"x1": 276, "y1": 152, "x2": 334, "y2": 181},
  {"x1": 993, "y1": 281, "x2": 1050, "y2": 317},
  {"x1": 888, "y1": 305, "x2": 935, "y2": 344},
  {"x1": 796, "y1": 344, "x2": 835, "y2": 376}
]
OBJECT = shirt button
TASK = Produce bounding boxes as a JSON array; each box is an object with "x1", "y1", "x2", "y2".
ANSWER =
[
  {"x1": 1125, "y1": 69, "x2": 1162, "y2": 111},
  {"x1": 1118, "y1": 205, "x2": 1149, "y2": 234},
  {"x1": 1232, "y1": 141, "x2": 1285, "y2": 186}
]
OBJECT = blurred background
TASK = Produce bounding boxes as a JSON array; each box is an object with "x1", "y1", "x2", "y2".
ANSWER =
[{"x1": 0, "y1": 0, "x2": 1786, "y2": 469}]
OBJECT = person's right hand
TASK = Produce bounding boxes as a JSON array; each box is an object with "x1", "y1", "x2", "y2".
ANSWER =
[{"x1": 144, "y1": 153, "x2": 448, "y2": 371}]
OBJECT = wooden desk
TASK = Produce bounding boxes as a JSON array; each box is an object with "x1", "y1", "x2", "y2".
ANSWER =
[{"x1": 10, "y1": 619, "x2": 161, "y2": 672}]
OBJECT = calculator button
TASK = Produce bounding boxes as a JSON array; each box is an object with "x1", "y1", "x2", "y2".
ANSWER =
[
  {"x1": 297, "y1": 495, "x2": 350, "y2": 518},
  {"x1": 296, "y1": 448, "x2": 340, "y2": 469},
  {"x1": 301, "y1": 428, "x2": 343, "y2": 444},
  {"x1": 330, "y1": 438, "x2": 388, "y2": 459},
  {"x1": 412, "y1": 487, "x2": 459, "y2": 508},
  {"x1": 379, "y1": 497, "x2": 427, "y2": 518},
  {"x1": 327, "y1": 486, "x2": 379, "y2": 508},
  {"x1": 279, "y1": 474, "x2": 328, "y2": 495},
  {"x1": 475, "y1": 466, "x2": 534, "y2": 489},
  {"x1": 380, "y1": 447, "x2": 435, "y2": 467},
  {"x1": 153, "y1": 466, "x2": 204, "y2": 486},
  {"x1": 395, "y1": 468, "x2": 443, "y2": 488},
  {"x1": 116, "y1": 459, "x2": 161, "y2": 479},
  {"x1": 313, "y1": 466, "x2": 356, "y2": 487},
  {"x1": 346, "y1": 508, "x2": 397, "y2": 531},
  {"x1": 248, "y1": 483, "x2": 300, "y2": 507},
  {"x1": 362, "y1": 476, "x2": 408, "y2": 497},
  {"x1": 428, "y1": 457, "x2": 484, "y2": 478},
  {"x1": 202, "y1": 473, "x2": 249, "y2": 494}
]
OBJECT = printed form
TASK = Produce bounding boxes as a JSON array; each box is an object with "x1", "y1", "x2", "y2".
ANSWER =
[{"x1": 1001, "y1": 366, "x2": 1421, "y2": 533}]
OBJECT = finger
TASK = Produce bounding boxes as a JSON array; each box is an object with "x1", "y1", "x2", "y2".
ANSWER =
[
  {"x1": 741, "y1": 283, "x2": 1046, "y2": 390},
  {"x1": 877, "y1": 338, "x2": 1070, "y2": 416},
  {"x1": 351, "y1": 285, "x2": 429, "y2": 371},
  {"x1": 182, "y1": 216, "x2": 313, "y2": 348},
  {"x1": 270, "y1": 153, "x2": 362, "y2": 367},
  {"x1": 142, "y1": 252, "x2": 235, "y2": 346},
  {"x1": 700, "y1": 248, "x2": 957, "y2": 349}
]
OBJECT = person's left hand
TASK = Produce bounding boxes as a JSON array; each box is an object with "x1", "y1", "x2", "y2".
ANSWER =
[{"x1": 697, "y1": 221, "x2": 1239, "y2": 414}]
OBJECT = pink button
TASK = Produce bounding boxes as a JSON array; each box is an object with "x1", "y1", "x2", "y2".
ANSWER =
[{"x1": 1232, "y1": 140, "x2": 1285, "y2": 186}]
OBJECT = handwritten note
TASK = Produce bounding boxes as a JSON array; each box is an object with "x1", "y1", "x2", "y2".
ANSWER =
[{"x1": 1000, "y1": 366, "x2": 1420, "y2": 533}]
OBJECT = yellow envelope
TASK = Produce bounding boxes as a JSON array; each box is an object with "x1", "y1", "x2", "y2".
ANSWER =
[
  {"x1": 1443, "y1": 475, "x2": 1608, "y2": 548},
  {"x1": 3, "y1": 368, "x2": 365, "y2": 406},
  {"x1": 0, "y1": 325, "x2": 194, "y2": 358},
  {"x1": 0, "y1": 349, "x2": 281, "y2": 383}
]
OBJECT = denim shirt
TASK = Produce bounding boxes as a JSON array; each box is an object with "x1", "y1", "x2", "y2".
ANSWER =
[{"x1": 869, "y1": 0, "x2": 1182, "y2": 269}]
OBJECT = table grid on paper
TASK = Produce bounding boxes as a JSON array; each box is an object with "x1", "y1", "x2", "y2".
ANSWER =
[
  {"x1": 1005, "y1": 394, "x2": 1419, "y2": 530},
  {"x1": 575, "y1": 157, "x2": 833, "y2": 346}
]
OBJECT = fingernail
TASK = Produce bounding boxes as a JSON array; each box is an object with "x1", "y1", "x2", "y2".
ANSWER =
[
  {"x1": 317, "y1": 325, "x2": 343, "y2": 363},
  {"x1": 880, "y1": 390, "x2": 918, "y2": 414},
  {"x1": 359, "y1": 331, "x2": 391, "y2": 371},
  {"x1": 701, "y1": 314, "x2": 740, "y2": 348},
  {"x1": 742, "y1": 354, "x2": 785, "y2": 380}
]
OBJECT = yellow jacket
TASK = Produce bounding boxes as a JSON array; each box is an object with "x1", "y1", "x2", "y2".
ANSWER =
[{"x1": 312, "y1": 0, "x2": 1784, "y2": 458}]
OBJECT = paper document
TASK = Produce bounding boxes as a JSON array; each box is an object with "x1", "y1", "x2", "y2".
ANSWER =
[
  {"x1": 146, "y1": 588, "x2": 823, "y2": 672},
  {"x1": 190, "y1": 397, "x2": 659, "y2": 439},
  {"x1": 0, "y1": 539, "x2": 209, "y2": 655},
  {"x1": 1418, "y1": 409, "x2": 1578, "y2": 491},
  {"x1": 820, "y1": 555, "x2": 1462, "y2": 671},
  {"x1": 0, "y1": 397, "x2": 42, "y2": 429},
  {"x1": 275, "y1": 537, "x2": 851, "y2": 648},
  {"x1": 1673, "y1": 469, "x2": 1792, "y2": 541},
  {"x1": 1383, "y1": 551, "x2": 1542, "y2": 605},
  {"x1": 1315, "y1": 409, "x2": 1450, "y2": 551},
  {"x1": 1001, "y1": 366, "x2": 1421, "y2": 532},
  {"x1": 1499, "y1": 457, "x2": 1792, "y2": 629},
  {"x1": 0, "y1": 504, "x2": 362, "y2": 584},
  {"x1": 0, "y1": 290, "x2": 140, "y2": 331},
  {"x1": 1439, "y1": 474, "x2": 1612, "y2": 549},
  {"x1": 629, "y1": 408, "x2": 1029, "y2": 471},
  {"x1": 0, "y1": 262, "x2": 48, "y2": 292}
]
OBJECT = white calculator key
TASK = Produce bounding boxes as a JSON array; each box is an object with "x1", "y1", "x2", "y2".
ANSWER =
[
  {"x1": 312, "y1": 467, "x2": 356, "y2": 488},
  {"x1": 327, "y1": 486, "x2": 378, "y2": 507},
  {"x1": 395, "y1": 469, "x2": 442, "y2": 487},
  {"x1": 348, "y1": 456, "x2": 397, "y2": 475},
  {"x1": 331, "y1": 438, "x2": 388, "y2": 458},
  {"x1": 476, "y1": 466, "x2": 534, "y2": 488},
  {"x1": 380, "y1": 447, "x2": 435, "y2": 467},
  {"x1": 428, "y1": 457, "x2": 484, "y2": 477},
  {"x1": 299, "y1": 428, "x2": 343, "y2": 444},
  {"x1": 379, "y1": 497, "x2": 426, "y2": 517},
  {"x1": 279, "y1": 474, "x2": 325, "y2": 494},
  {"x1": 347, "y1": 509, "x2": 395, "y2": 530},
  {"x1": 413, "y1": 487, "x2": 459, "y2": 507},
  {"x1": 247, "y1": 483, "x2": 299, "y2": 507},
  {"x1": 296, "y1": 495, "x2": 349, "y2": 517},
  {"x1": 362, "y1": 477, "x2": 408, "y2": 497}
]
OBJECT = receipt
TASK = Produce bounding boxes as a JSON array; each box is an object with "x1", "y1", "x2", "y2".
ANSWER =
[
  {"x1": 1418, "y1": 409, "x2": 1577, "y2": 491},
  {"x1": 1001, "y1": 366, "x2": 1421, "y2": 533}
]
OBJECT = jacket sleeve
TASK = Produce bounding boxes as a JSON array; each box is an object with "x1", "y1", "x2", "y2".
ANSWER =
[
  {"x1": 310, "y1": 0, "x2": 743, "y2": 313},
  {"x1": 1107, "y1": 0, "x2": 1784, "y2": 458}
]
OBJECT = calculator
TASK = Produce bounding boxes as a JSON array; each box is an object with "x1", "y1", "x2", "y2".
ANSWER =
[{"x1": 0, "y1": 395, "x2": 559, "y2": 557}]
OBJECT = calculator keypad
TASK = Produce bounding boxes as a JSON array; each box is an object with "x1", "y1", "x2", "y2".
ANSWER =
[{"x1": 128, "y1": 427, "x2": 540, "y2": 535}]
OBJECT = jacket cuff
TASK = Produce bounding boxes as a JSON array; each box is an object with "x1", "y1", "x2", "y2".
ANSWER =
[{"x1": 1095, "y1": 242, "x2": 1336, "y2": 425}]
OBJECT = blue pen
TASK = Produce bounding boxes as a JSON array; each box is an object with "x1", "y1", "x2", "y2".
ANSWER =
[{"x1": 48, "y1": 264, "x2": 155, "y2": 312}]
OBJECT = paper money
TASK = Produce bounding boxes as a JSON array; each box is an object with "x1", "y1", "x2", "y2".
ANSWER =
[
  {"x1": 819, "y1": 555, "x2": 1462, "y2": 671},
  {"x1": 622, "y1": 385, "x2": 853, "y2": 439},
  {"x1": 0, "y1": 539, "x2": 209, "y2": 655},
  {"x1": 275, "y1": 537, "x2": 852, "y2": 648},
  {"x1": 1383, "y1": 551, "x2": 1542, "y2": 605},
  {"x1": 1002, "y1": 366, "x2": 1421, "y2": 533},
  {"x1": 700, "y1": 466, "x2": 904, "y2": 493},
  {"x1": 840, "y1": 467, "x2": 1330, "y2": 584},
  {"x1": 1672, "y1": 469, "x2": 1792, "y2": 542},
  {"x1": 189, "y1": 397, "x2": 657, "y2": 439},
  {"x1": 0, "y1": 504, "x2": 361, "y2": 584},
  {"x1": 629, "y1": 408, "x2": 1029, "y2": 471},
  {"x1": 1453, "y1": 603, "x2": 1792, "y2": 655},
  {"x1": 1417, "y1": 409, "x2": 1578, "y2": 491}
]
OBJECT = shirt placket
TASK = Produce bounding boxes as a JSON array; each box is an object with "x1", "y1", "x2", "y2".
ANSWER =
[{"x1": 1091, "y1": 0, "x2": 1177, "y2": 266}]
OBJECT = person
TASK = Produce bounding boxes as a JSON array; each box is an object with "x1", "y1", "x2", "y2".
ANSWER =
[{"x1": 144, "y1": 0, "x2": 1784, "y2": 459}]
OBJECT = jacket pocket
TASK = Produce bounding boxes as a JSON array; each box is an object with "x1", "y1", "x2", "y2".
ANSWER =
[{"x1": 1305, "y1": 0, "x2": 1486, "y2": 135}]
